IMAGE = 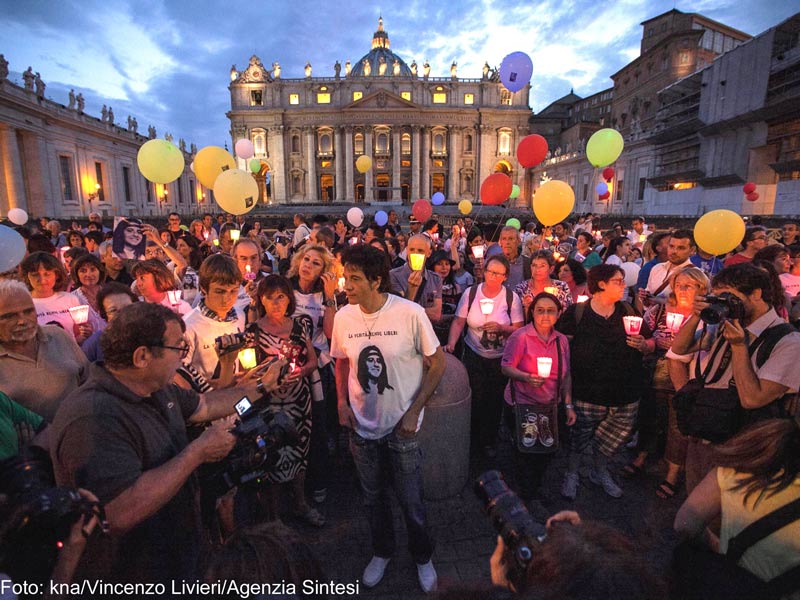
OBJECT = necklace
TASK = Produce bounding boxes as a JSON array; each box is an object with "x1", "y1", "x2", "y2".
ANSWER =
[{"x1": 360, "y1": 294, "x2": 388, "y2": 339}]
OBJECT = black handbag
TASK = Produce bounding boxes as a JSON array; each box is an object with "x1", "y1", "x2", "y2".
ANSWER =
[
  {"x1": 511, "y1": 340, "x2": 562, "y2": 454},
  {"x1": 672, "y1": 497, "x2": 800, "y2": 599}
]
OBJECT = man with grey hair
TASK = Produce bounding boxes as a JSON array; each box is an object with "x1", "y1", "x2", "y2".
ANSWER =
[
  {"x1": 46, "y1": 220, "x2": 68, "y2": 248},
  {"x1": 497, "y1": 225, "x2": 531, "y2": 289},
  {"x1": 389, "y1": 234, "x2": 442, "y2": 323},
  {"x1": 0, "y1": 280, "x2": 88, "y2": 421}
]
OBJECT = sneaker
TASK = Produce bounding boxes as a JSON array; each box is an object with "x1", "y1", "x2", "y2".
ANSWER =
[
  {"x1": 538, "y1": 415, "x2": 554, "y2": 447},
  {"x1": 521, "y1": 414, "x2": 538, "y2": 447},
  {"x1": 363, "y1": 556, "x2": 391, "y2": 588},
  {"x1": 589, "y1": 469, "x2": 623, "y2": 498},
  {"x1": 312, "y1": 488, "x2": 327, "y2": 503},
  {"x1": 416, "y1": 560, "x2": 438, "y2": 593},
  {"x1": 561, "y1": 472, "x2": 579, "y2": 500}
]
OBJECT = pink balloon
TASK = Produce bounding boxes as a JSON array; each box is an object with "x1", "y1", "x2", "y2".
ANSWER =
[{"x1": 235, "y1": 139, "x2": 255, "y2": 159}]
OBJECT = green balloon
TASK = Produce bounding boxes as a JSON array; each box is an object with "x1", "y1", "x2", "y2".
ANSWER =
[
  {"x1": 510, "y1": 184, "x2": 520, "y2": 199},
  {"x1": 179, "y1": 224, "x2": 189, "y2": 231},
  {"x1": 506, "y1": 218, "x2": 521, "y2": 230},
  {"x1": 249, "y1": 158, "x2": 262, "y2": 174},
  {"x1": 586, "y1": 128, "x2": 624, "y2": 168}
]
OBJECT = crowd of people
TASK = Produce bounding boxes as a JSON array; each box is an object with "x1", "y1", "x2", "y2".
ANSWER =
[{"x1": 1, "y1": 207, "x2": 799, "y2": 598}]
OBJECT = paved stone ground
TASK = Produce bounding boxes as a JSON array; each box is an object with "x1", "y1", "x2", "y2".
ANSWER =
[{"x1": 292, "y1": 433, "x2": 684, "y2": 599}]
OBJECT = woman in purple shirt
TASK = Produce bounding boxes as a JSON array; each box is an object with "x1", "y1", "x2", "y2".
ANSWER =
[{"x1": 501, "y1": 292, "x2": 575, "y2": 503}]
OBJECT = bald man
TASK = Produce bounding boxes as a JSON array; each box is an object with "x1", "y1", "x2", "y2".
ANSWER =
[{"x1": 389, "y1": 234, "x2": 442, "y2": 323}]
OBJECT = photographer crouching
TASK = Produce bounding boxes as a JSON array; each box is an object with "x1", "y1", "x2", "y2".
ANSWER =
[
  {"x1": 475, "y1": 471, "x2": 666, "y2": 599},
  {"x1": 669, "y1": 263, "x2": 800, "y2": 495},
  {"x1": 48, "y1": 302, "x2": 287, "y2": 586}
]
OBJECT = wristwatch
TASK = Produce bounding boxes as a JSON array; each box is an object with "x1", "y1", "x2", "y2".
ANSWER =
[{"x1": 323, "y1": 298, "x2": 336, "y2": 308}]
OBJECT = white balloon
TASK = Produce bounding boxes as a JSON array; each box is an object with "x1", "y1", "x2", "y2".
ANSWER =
[
  {"x1": 0, "y1": 224, "x2": 27, "y2": 272},
  {"x1": 347, "y1": 207, "x2": 364, "y2": 228},
  {"x1": 7, "y1": 208, "x2": 28, "y2": 226},
  {"x1": 621, "y1": 262, "x2": 641, "y2": 287}
]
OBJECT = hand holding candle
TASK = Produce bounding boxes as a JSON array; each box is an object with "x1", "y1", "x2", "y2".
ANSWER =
[
  {"x1": 408, "y1": 253, "x2": 425, "y2": 271},
  {"x1": 166, "y1": 290, "x2": 182, "y2": 307},
  {"x1": 665, "y1": 312, "x2": 685, "y2": 334},
  {"x1": 68, "y1": 305, "x2": 90, "y2": 325},
  {"x1": 238, "y1": 348, "x2": 257, "y2": 370},
  {"x1": 537, "y1": 357, "x2": 553, "y2": 378},
  {"x1": 622, "y1": 316, "x2": 643, "y2": 336},
  {"x1": 229, "y1": 229, "x2": 240, "y2": 241},
  {"x1": 479, "y1": 298, "x2": 495, "y2": 316},
  {"x1": 471, "y1": 245, "x2": 485, "y2": 260},
  {"x1": 244, "y1": 264, "x2": 256, "y2": 281}
]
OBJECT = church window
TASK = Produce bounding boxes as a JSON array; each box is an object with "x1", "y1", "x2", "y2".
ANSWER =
[
  {"x1": 59, "y1": 155, "x2": 75, "y2": 201},
  {"x1": 250, "y1": 90, "x2": 263, "y2": 106},
  {"x1": 400, "y1": 91, "x2": 411, "y2": 101},
  {"x1": 464, "y1": 133, "x2": 473, "y2": 153},
  {"x1": 433, "y1": 92, "x2": 447, "y2": 104},
  {"x1": 352, "y1": 91, "x2": 363, "y2": 101},
  {"x1": 501, "y1": 90, "x2": 512, "y2": 105},
  {"x1": 291, "y1": 135, "x2": 300, "y2": 154},
  {"x1": 354, "y1": 133, "x2": 364, "y2": 154},
  {"x1": 464, "y1": 93, "x2": 474, "y2": 105},
  {"x1": 401, "y1": 133, "x2": 411, "y2": 155},
  {"x1": 319, "y1": 133, "x2": 332, "y2": 154},
  {"x1": 95, "y1": 162, "x2": 105, "y2": 202},
  {"x1": 253, "y1": 132, "x2": 266, "y2": 156},
  {"x1": 316, "y1": 92, "x2": 331, "y2": 104},
  {"x1": 289, "y1": 93, "x2": 300, "y2": 105},
  {"x1": 498, "y1": 130, "x2": 511, "y2": 156},
  {"x1": 432, "y1": 132, "x2": 446, "y2": 155},
  {"x1": 376, "y1": 132, "x2": 389, "y2": 154}
]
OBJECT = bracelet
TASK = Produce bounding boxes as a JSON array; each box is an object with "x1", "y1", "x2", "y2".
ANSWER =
[{"x1": 565, "y1": 403, "x2": 574, "y2": 410}]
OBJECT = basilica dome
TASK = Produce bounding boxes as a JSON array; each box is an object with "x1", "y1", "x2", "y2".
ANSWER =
[{"x1": 350, "y1": 17, "x2": 413, "y2": 77}]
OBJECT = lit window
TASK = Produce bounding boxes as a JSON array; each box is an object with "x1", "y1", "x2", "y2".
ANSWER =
[
  {"x1": 464, "y1": 93, "x2": 474, "y2": 105},
  {"x1": 321, "y1": 160, "x2": 332, "y2": 168},
  {"x1": 317, "y1": 93, "x2": 331, "y2": 104},
  {"x1": 501, "y1": 90, "x2": 512, "y2": 105},
  {"x1": 352, "y1": 91, "x2": 363, "y2": 101},
  {"x1": 354, "y1": 133, "x2": 364, "y2": 154},
  {"x1": 289, "y1": 93, "x2": 299, "y2": 105},
  {"x1": 498, "y1": 131, "x2": 511, "y2": 155},
  {"x1": 401, "y1": 159, "x2": 411, "y2": 167},
  {"x1": 401, "y1": 133, "x2": 411, "y2": 154},
  {"x1": 433, "y1": 93, "x2": 447, "y2": 104},
  {"x1": 401, "y1": 91, "x2": 411, "y2": 101}
]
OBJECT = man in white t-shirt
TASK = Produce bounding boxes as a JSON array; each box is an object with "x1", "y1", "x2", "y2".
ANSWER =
[
  {"x1": 183, "y1": 254, "x2": 245, "y2": 387},
  {"x1": 331, "y1": 245, "x2": 445, "y2": 594},
  {"x1": 641, "y1": 229, "x2": 695, "y2": 309}
]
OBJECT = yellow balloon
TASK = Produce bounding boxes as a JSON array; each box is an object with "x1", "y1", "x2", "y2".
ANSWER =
[
  {"x1": 194, "y1": 146, "x2": 236, "y2": 189},
  {"x1": 213, "y1": 169, "x2": 259, "y2": 215},
  {"x1": 458, "y1": 199, "x2": 472, "y2": 215},
  {"x1": 356, "y1": 155, "x2": 372, "y2": 174},
  {"x1": 693, "y1": 210, "x2": 745, "y2": 256},
  {"x1": 532, "y1": 180, "x2": 575, "y2": 226},
  {"x1": 137, "y1": 139, "x2": 185, "y2": 184},
  {"x1": 586, "y1": 128, "x2": 624, "y2": 168}
]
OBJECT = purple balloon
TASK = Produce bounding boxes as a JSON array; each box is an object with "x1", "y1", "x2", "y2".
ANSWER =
[
  {"x1": 499, "y1": 52, "x2": 533, "y2": 93},
  {"x1": 596, "y1": 182, "x2": 609, "y2": 196},
  {"x1": 374, "y1": 210, "x2": 388, "y2": 227},
  {"x1": 431, "y1": 192, "x2": 445, "y2": 206}
]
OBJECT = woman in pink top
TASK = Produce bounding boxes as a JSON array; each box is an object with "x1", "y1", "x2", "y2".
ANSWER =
[{"x1": 501, "y1": 292, "x2": 575, "y2": 502}]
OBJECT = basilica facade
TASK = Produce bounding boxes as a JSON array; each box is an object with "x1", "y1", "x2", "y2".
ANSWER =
[{"x1": 227, "y1": 18, "x2": 531, "y2": 207}]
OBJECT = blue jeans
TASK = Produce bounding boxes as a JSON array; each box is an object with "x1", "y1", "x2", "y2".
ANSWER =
[{"x1": 349, "y1": 430, "x2": 434, "y2": 564}]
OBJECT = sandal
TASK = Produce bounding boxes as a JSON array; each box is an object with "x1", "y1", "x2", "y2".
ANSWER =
[
  {"x1": 295, "y1": 507, "x2": 326, "y2": 527},
  {"x1": 620, "y1": 463, "x2": 646, "y2": 479},
  {"x1": 656, "y1": 480, "x2": 678, "y2": 499}
]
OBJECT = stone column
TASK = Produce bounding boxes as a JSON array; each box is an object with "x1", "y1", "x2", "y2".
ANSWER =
[
  {"x1": 345, "y1": 127, "x2": 354, "y2": 202},
  {"x1": 411, "y1": 125, "x2": 421, "y2": 202},
  {"x1": 421, "y1": 127, "x2": 430, "y2": 199},
  {"x1": 305, "y1": 127, "x2": 317, "y2": 202},
  {"x1": 268, "y1": 126, "x2": 286, "y2": 203},
  {"x1": 335, "y1": 127, "x2": 345, "y2": 202},
  {"x1": 364, "y1": 128, "x2": 373, "y2": 203},
  {"x1": 448, "y1": 127, "x2": 459, "y2": 202},
  {"x1": 0, "y1": 126, "x2": 27, "y2": 212},
  {"x1": 477, "y1": 124, "x2": 493, "y2": 200},
  {"x1": 392, "y1": 128, "x2": 401, "y2": 201}
]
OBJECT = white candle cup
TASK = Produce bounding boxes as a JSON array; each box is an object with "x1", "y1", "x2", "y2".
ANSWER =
[
  {"x1": 166, "y1": 290, "x2": 182, "y2": 306},
  {"x1": 408, "y1": 253, "x2": 425, "y2": 271},
  {"x1": 68, "y1": 305, "x2": 90, "y2": 325},
  {"x1": 212, "y1": 239, "x2": 220, "y2": 246},
  {"x1": 244, "y1": 264, "x2": 256, "y2": 281},
  {"x1": 537, "y1": 357, "x2": 553, "y2": 378},
  {"x1": 666, "y1": 312, "x2": 685, "y2": 334},
  {"x1": 229, "y1": 229, "x2": 240, "y2": 241},
  {"x1": 544, "y1": 286, "x2": 558, "y2": 296},
  {"x1": 622, "y1": 315, "x2": 643, "y2": 335},
  {"x1": 479, "y1": 298, "x2": 495, "y2": 316},
  {"x1": 471, "y1": 245, "x2": 485, "y2": 260},
  {"x1": 203, "y1": 231, "x2": 209, "y2": 240},
  {"x1": 577, "y1": 295, "x2": 590, "y2": 303},
  {"x1": 238, "y1": 348, "x2": 257, "y2": 370}
]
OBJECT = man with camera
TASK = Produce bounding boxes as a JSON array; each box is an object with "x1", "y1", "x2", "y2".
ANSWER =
[
  {"x1": 332, "y1": 245, "x2": 445, "y2": 593},
  {"x1": 50, "y1": 302, "x2": 286, "y2": 584},
  {"x1": 670, "y1": 263, "x2": 800, "y2": 493}
]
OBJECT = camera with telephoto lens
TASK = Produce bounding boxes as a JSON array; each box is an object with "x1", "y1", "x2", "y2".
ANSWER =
[
  {"x1": 202, "y1": 398, "x2": 299, "y2": 498},
  {"x1": 474, "y1": 470, "x2": 547, "y2": 592},
  {"x1": 700, "y1": 292, "x2": 746, "y2": 325},
  {"x1": 0, "y1": 446, "x2": 105, "y2": 584},
  {"x1": 215, "y1": 324, "x2": 258, "y2": 356}
]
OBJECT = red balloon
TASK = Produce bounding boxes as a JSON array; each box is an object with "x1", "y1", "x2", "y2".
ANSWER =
[
  {"x1": 516, "y1": 135, "x2": 548, "y2": 168},
  {"x1": 746, "y1": 192, "x2": 759, "y2": 202},
  {"x1": 743, "y1": 182, "x2": 756, "y2": 194},
  {"x1": 599, "y1": 191, "x2": 611, "y2": 200},
  {"x1": 480, "y1": 173, "x2": 513, "y2": 205},
  {"x1": 602, "y1": 167, "x2": 615, "y2": 181},
  {"x1": 412, "y1": 199, "x2": 433, "y2": 222}
]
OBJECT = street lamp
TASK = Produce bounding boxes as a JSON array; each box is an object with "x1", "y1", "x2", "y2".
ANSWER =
[{"x1": 87, "y1": 183, "x2": 101, "y2": 216}]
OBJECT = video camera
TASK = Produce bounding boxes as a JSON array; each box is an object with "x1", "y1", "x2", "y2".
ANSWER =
[
  {"x1": 202, "y1": 397, "x2": 299, "y2": 498},
  {"x1": 0, "y1": 447, "x2": 105, "y2": 584},
  {"x1": 700, "y1": 292, "x2": 746, "y2": 325},
  {"x1": 474, "y1": 470, "x2": 547, "y2": 592}
]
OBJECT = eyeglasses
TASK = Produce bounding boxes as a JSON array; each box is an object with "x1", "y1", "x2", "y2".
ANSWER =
[
  {"x1": 606, "y1": 277, "x2": 626, "y2": 286},
  {"x1": 152, "y1": 342, "x2": 190, "y2": 359},
  {"x1": 484, "y1": 270, "x2": 507, "y2": 278}
]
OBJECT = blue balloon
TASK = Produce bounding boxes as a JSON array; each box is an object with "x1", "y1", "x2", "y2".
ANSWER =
[
  {"x1": 499, "y1": 52, "x2": 533, "y2": 93},
  {"x1": 596, "y1": 182, "x2": 609, "y2": 196},
  {"x1": 431, "y1": 192, "x2": 445, "y2": 206},
  {"x1": 374, "y1": 210, "x2": 388, "y2": 227}
]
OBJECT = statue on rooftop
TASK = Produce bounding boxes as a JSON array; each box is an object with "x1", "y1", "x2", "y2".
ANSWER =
[
  {"x1": 127, "y1": 115, "x2": 134, "y2": 132},
  {"x1": 165, "y1": 132, "x2": 174, "y2": 143},
  {"x1": 482, "y1": 62, "x2": 490, "y2": 80},
  {"x1": 345, "y1": 60, "x2": 351, "y2": 77},
  {"x1": 304, "y1": 62, "x2": 312, "y2": 78},
  {"x1": 410, "y1": 60, "x2": 417, "y2": 77},
  {"x1": 423, "y1": 61, "x2": 430, "y2": 80},
  {"x1": 107, "y1": 106, "x2": 114, "y2": 125},
  {"x1": 362, "y1": 59, "x2": 371, "y2": 77},
  {"x1": 190, "y1": 143, "x2": 197, "y2": 153},
  {"x1": 34, "y1": 72, "x2": 45, "y2": 98},
  {"x1": 76, "y1": 93, "x2": 84, "y2": 112},
  {"x1": 148, "y1": 125, "x2": 156, "y2": 139},
  {"x1": 393, "y1": 58, "x2": 400, "y2": 76},
  {"x1": 450, "y1": 61, "x2": 457, "y2": 79},
  {"x1": 272, "y1": 61, "x2": 281, "y2": 79},
  {"x1": 179, "y1": 138, "x2": 186, "y2": 152},
  {"x1": 378, "y1": 56, "x2": 387, "y2": 76},
  {"x1": 132, "y1": 117, "x2": 138, "y2": 133},
  {"x1": 334, "y1": 60, "x2": 341, "y2": 79},
  {"x1": 101, "y1": 105, "x2": 108, "y2": 123},
  {"x1": 68, "y1": 89, "x2": 76, "y2": 110},
  {"x1": 23, "y1": 67, "x2": 34, "y2": 91},
  {"x1": 0, "y1": 55, "x2": 8, "y2": 82}
]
